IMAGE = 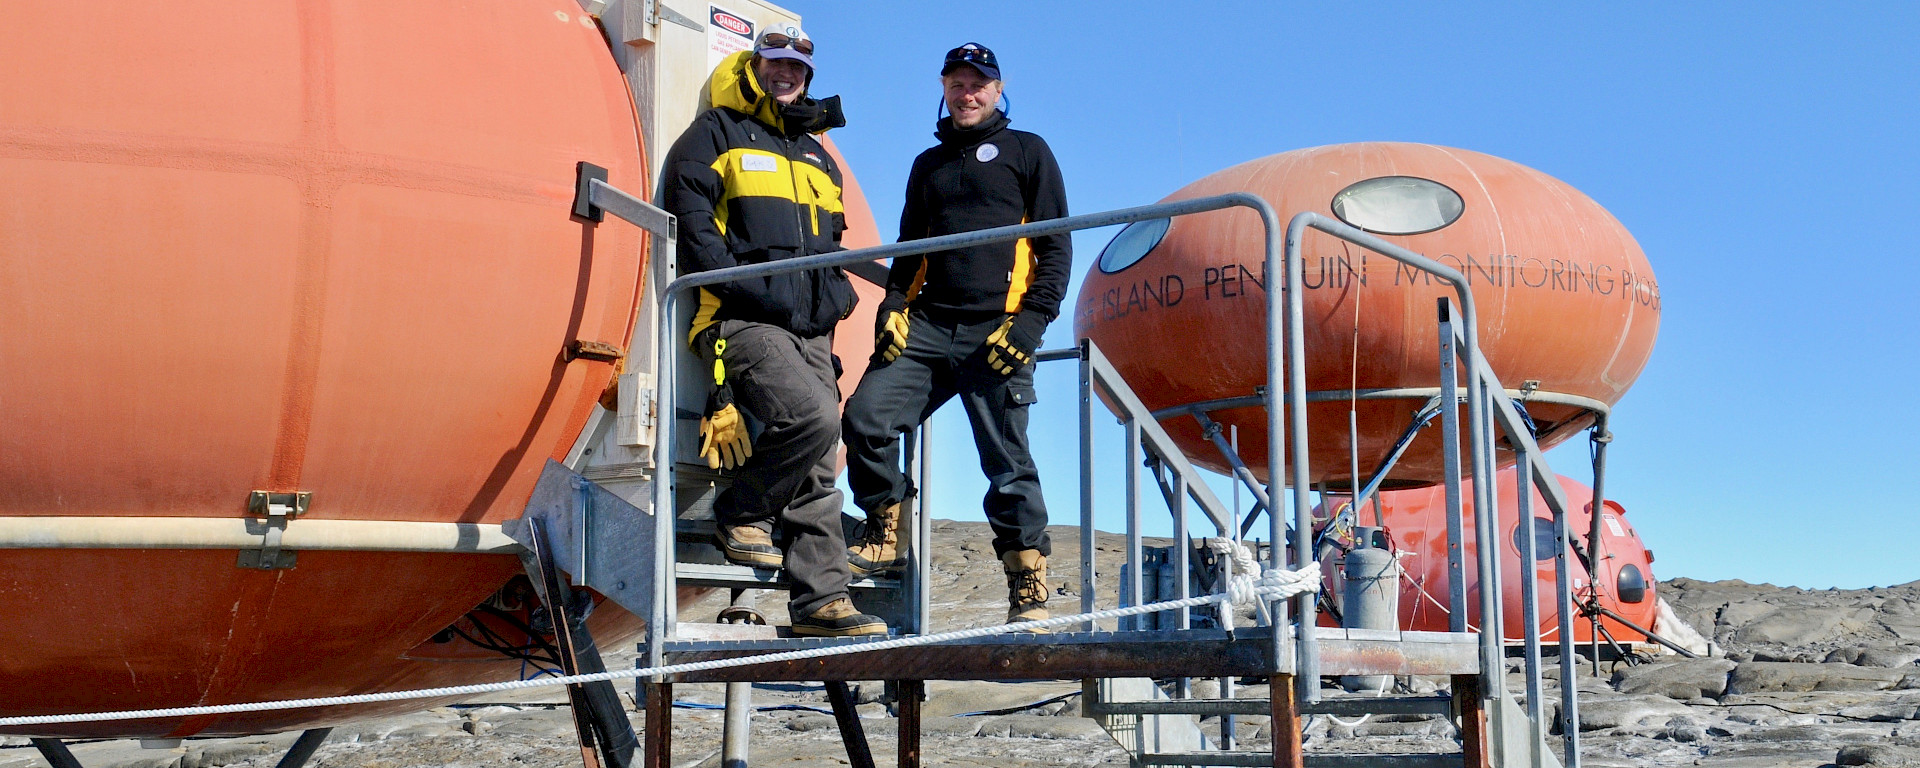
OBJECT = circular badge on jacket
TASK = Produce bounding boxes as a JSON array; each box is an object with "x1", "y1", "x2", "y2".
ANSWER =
[{"x1": 975, "y1": 143, "x2": 999, "y2": 162}]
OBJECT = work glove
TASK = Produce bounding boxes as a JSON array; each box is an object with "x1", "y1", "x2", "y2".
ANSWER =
[
  {"x1": 875, "y1": 308, "x2": 910, "y2": 363},
  {"x1": 984, "y1": 311, "x2": 1048, "y2": 377},
  {"x1": 698, "y1": 337, "x2": 753, "y2": 470}
]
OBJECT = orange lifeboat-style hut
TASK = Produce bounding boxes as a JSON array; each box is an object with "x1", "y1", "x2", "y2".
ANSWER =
[
  {"x1": 0, "y1": 2, "x2": 885, "y2": 740},
  {"x1": 1317, "y1": 474, "x2": 1660, "y2": 643},
  {"x1": 1073, "y1": 142, "x2": 1661, "y2": 490}
]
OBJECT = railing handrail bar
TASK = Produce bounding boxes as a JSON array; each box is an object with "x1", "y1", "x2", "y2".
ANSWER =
[
  {"x1": 647, "y1": 193, "x2": 1287, "y2": 667},
  {"x1": 1448, "y1": 321, "x2": 1582, "y2": 521},
  {"x1": 656, "y1": 194, "x2": 1271, "y2": 297},
  {"x1": 1281, "y1": 212, "x2": 1495, "y2": 706},
  {"x1": 1148, "y1": 389, "x2": 1612, "y2": 421},
  {"x1": 1088, "y1": 344, "x2": 1237, "y2": 536},
  {"x1": 1446, "y1": 301, "x2": 1594, "y2": 767}
]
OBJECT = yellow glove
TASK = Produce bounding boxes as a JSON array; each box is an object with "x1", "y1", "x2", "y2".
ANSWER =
[
  {"x1": 698, "y1": 337, "x2": 753, "y2": 470},
  {"x1": 699, "y1": 397, "x2": 752, "y2": 470},
  {"x1": 984, "y1": 315, "x2": 1035, "y2": 376},
  {"x1": 875, "y1": 309, "x2": 909, "y2": 363}
]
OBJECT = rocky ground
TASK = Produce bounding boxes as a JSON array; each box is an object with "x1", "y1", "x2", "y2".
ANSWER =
[{"x1": 8, "y1": 523, "x2": 1920, "y2": 767}]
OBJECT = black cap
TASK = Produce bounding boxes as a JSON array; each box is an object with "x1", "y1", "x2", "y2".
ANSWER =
[{"x1": 941, "y1": 42, "x2": 1000, "y2": 81}]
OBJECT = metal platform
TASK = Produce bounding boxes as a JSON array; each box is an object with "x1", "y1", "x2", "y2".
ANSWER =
[{"x1": 648, "y1": 626, "x2": 1479, "y2": 683}]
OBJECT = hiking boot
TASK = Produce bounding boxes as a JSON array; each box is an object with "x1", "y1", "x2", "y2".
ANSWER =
[
  {"x1": 847, "y1": 502, "x2": 907, "y2": 576},
  {"x1": 715, "y1": 524, "x2": 782, "y2": 569},
  {"x1": 1003, "y1": 549, "x2": 1050, "y2": 632},
  {"x1": 791, "y1": 597, "x2": 888, "y2": 637}
]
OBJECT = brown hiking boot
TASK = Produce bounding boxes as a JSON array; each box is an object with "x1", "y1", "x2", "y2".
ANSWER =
[
  {"x1": 1003, "y1": 549, "x2": 1050, "y2": 632},
  {"x1": 847, "y1": 502, "x2": 907, "y2": 576},
  {"x1": 791, "y1": 597, "x2": 888, "y2": 637},
  {"x1": 715, "y1": 524, "x2": 782, "y2": 569}
]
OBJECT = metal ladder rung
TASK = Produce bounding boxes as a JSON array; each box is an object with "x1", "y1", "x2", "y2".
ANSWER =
[
  {"x1": 1141, "y1": 753, "x2": 1463, "y2": 768},
  {"x1": 1302, "y1": 755, "x2": 1464, "y2": 768},
  {"x1": 1304, "y1": 695, "x2": 1454, "y2": 717},
  {"x1": 1095, "y1": 694, "x2": 1454, "y2": 718},
  {"x1": 1095, "y1": 698, "x2": 1268, "y2": 716}
]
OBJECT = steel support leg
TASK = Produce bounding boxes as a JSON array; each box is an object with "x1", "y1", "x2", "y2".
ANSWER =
[
  {"x1": 1270, "y1": 674, "x2": 1303, "y2": 768},
  {"x1": 897, "y1": 680, "x2": 924, "y2": 768},
  {"x1": 274, "y1": 728, "x2": 333, "y2": 768},
  {"x1": 643, "y1": 682, "x2": 671, "y2": 768},
  {"x1": 825, "y1": 681, "x2": 876, "y2": 768},
  {"x1": 31, "y1": 739, "x2": 84, "y2": 768},
  {"x1": 1454, "y1": 675, "x2": 1491, "y2": 768},
  {"x1": 719, "y1": 588, "x2": 761, "y2": 768},
  {"x1": 721, "y1": 682, "x2": 751, "y2": 768}
]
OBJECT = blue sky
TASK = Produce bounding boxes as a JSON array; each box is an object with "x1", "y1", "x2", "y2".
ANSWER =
[{"x1": 780, "y1": 1, "x2": 1920, "y2": 589}]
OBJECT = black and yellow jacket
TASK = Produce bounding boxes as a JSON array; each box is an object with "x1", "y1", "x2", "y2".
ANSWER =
[
  {"x1": 884, "y1": 112, "x2": 1071, "y2": 330},
  {"x1": 661, "y1": 50, "x2": 855, "y2": 341}
]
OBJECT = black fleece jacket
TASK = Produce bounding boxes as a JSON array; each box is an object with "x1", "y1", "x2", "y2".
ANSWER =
[{"x1": 884, "y1": 113, "x2": 1071, "y2": 338}]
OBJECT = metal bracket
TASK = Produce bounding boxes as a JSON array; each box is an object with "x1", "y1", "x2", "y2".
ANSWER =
[
  {"x1": 501, "y1": 461, "x2": 655, "y2": 619},
  {"x1": 565, "y1": 339, "x2": 625, "y2": 363},
  {"x1": 240, "y1": 491, "x2": 309, "y2": 570},
  {"x1": 648, "y1": 1, "x2": 702, "y2": 32},
  {"x1": 656, "y1": 2, "x2": 702, "y2": 32}
]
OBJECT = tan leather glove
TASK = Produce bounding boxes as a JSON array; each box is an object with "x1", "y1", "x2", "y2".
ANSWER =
[
  {"x1": 876, "y1": 309, "x2": 910, "y2": 363},
  {"x1": 698, "y1": 337, "x2": 753, "y2": 470}
]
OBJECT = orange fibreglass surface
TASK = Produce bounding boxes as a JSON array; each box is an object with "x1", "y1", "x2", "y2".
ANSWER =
[
  {"x1": 1073, "y1": 143, "x2": 1661, "y2": 488},
  {"x1": 822, "y1": 136, "x2": 887, "y2": 414},
  {"x1": 0, "y1": 2, "x2": 650, "y2": 736},
  {"x1": 1316, "y1": 474, "x2": 1660, "y2": 643}
]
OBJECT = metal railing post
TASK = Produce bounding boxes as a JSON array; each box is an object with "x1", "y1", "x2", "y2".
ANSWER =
[
  {"x1": 902, "y1": 427, "x2": 922, "y2": 635},
  {"x1": 1278, "y1": 213, "x2": 1315, "y2": 705},
  {"x1": 1554, "y1": 490, "x2": 1582, "y2": 768},
  {"x1": 1124, "y1": 419, "x2": 1144, "y2": 632},
  {"x1": 1516, "y1": 461, "x2": 1546, "y2": 768},
  {"x1": 1079, "y1": 341, "x2": 1097, "y2": 631},
  {"x1": 916, "y1": 424, "x2": 933, "y2": 634},
  {"x1": 1438, "y1": 300, "x2": 1468, "y2": 630},
  {"x1": 647, "y1": 269, "x2": 677, "y2": 673},
  {"x1": 1172, "y1": 470, "x2": 1191, "y2": 630}
]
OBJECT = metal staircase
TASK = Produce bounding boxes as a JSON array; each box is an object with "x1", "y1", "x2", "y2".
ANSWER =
[{"x1": 565, "y1": 178, "x2": 1591, "y2": 768}]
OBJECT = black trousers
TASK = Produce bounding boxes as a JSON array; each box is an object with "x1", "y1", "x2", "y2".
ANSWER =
[
  {"x1": 843, "y1": 313, "x2": 1050, "y2": 557},
  {"x1": 703, "y1": 320, "x2": 852, "y2": 619}
]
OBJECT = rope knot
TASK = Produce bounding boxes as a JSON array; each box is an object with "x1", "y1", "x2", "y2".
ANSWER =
[{"x1": 1204, "y1": 537, "x2": 1321, "y2": 606}]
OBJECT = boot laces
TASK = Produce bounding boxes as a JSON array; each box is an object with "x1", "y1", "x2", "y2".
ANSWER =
[{"x1": 1007, "y1": 567, "x2": 1047, "y2": 606}]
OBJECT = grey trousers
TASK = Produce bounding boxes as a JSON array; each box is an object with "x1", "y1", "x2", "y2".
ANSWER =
[
  {"x1": 702, "y1": 320, "x2": 852, "y2": 619},
  {"x1": 842, "y1": 312, "x2": 1051, "y2": 558}
]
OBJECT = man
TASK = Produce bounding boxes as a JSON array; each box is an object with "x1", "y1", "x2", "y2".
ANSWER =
[
  {"x1": 659, "y1": 24, "x2": 885, "y2": 637},
  {"x1": 843, "y1": 43, "x2": 1071, "y2": 628}
]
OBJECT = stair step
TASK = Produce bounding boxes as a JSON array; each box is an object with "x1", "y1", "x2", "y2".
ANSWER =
[
  {"x1": 1305, "y1": 695, "x2": 1454, "y2": 717},
  {"x1": 1141, "y1": 752, "x2": 1461, "y2": 767},
  {"x1": 674, "y1": 562, "x2": 902, "y2": 591},
  {"x1": 1097, "y1": 695, "x2": 1453, "y2": 718},
  {"x1": 1303, "y1": 755, "x2": 1463, "y2": 768},
  {"x1": 1097, "y1": 698, "x2": 1268, "y2": 716}
]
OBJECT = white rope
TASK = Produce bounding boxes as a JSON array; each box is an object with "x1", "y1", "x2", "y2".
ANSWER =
[{"x1": 0, "y1": 564, "x2": 1322, "y2": 728}]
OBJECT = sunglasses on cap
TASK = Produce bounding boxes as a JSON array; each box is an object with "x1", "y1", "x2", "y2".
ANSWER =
[
  {"x1": 944, "y1": 43, "x2": 996, "y2": 70},
  {"x1": 759, "y1": 32, "x2": 813, "y2": 56}
]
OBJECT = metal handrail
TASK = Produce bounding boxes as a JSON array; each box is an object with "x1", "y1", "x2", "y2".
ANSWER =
[
  {"x1": 1280, "y1": 213, "x2": 1593, "y2": 767},
  {"x1": 644, "y1": 193, "x2": 1293, "y2": 673}
]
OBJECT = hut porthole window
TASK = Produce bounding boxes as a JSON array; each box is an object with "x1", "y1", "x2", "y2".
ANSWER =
[
  {"x1": 1331, "y1": 176, "x2": 1464, "y2": 235},
  {"x1": 1097, "y1": 218, "x2": 1170, "y2": 274}
]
